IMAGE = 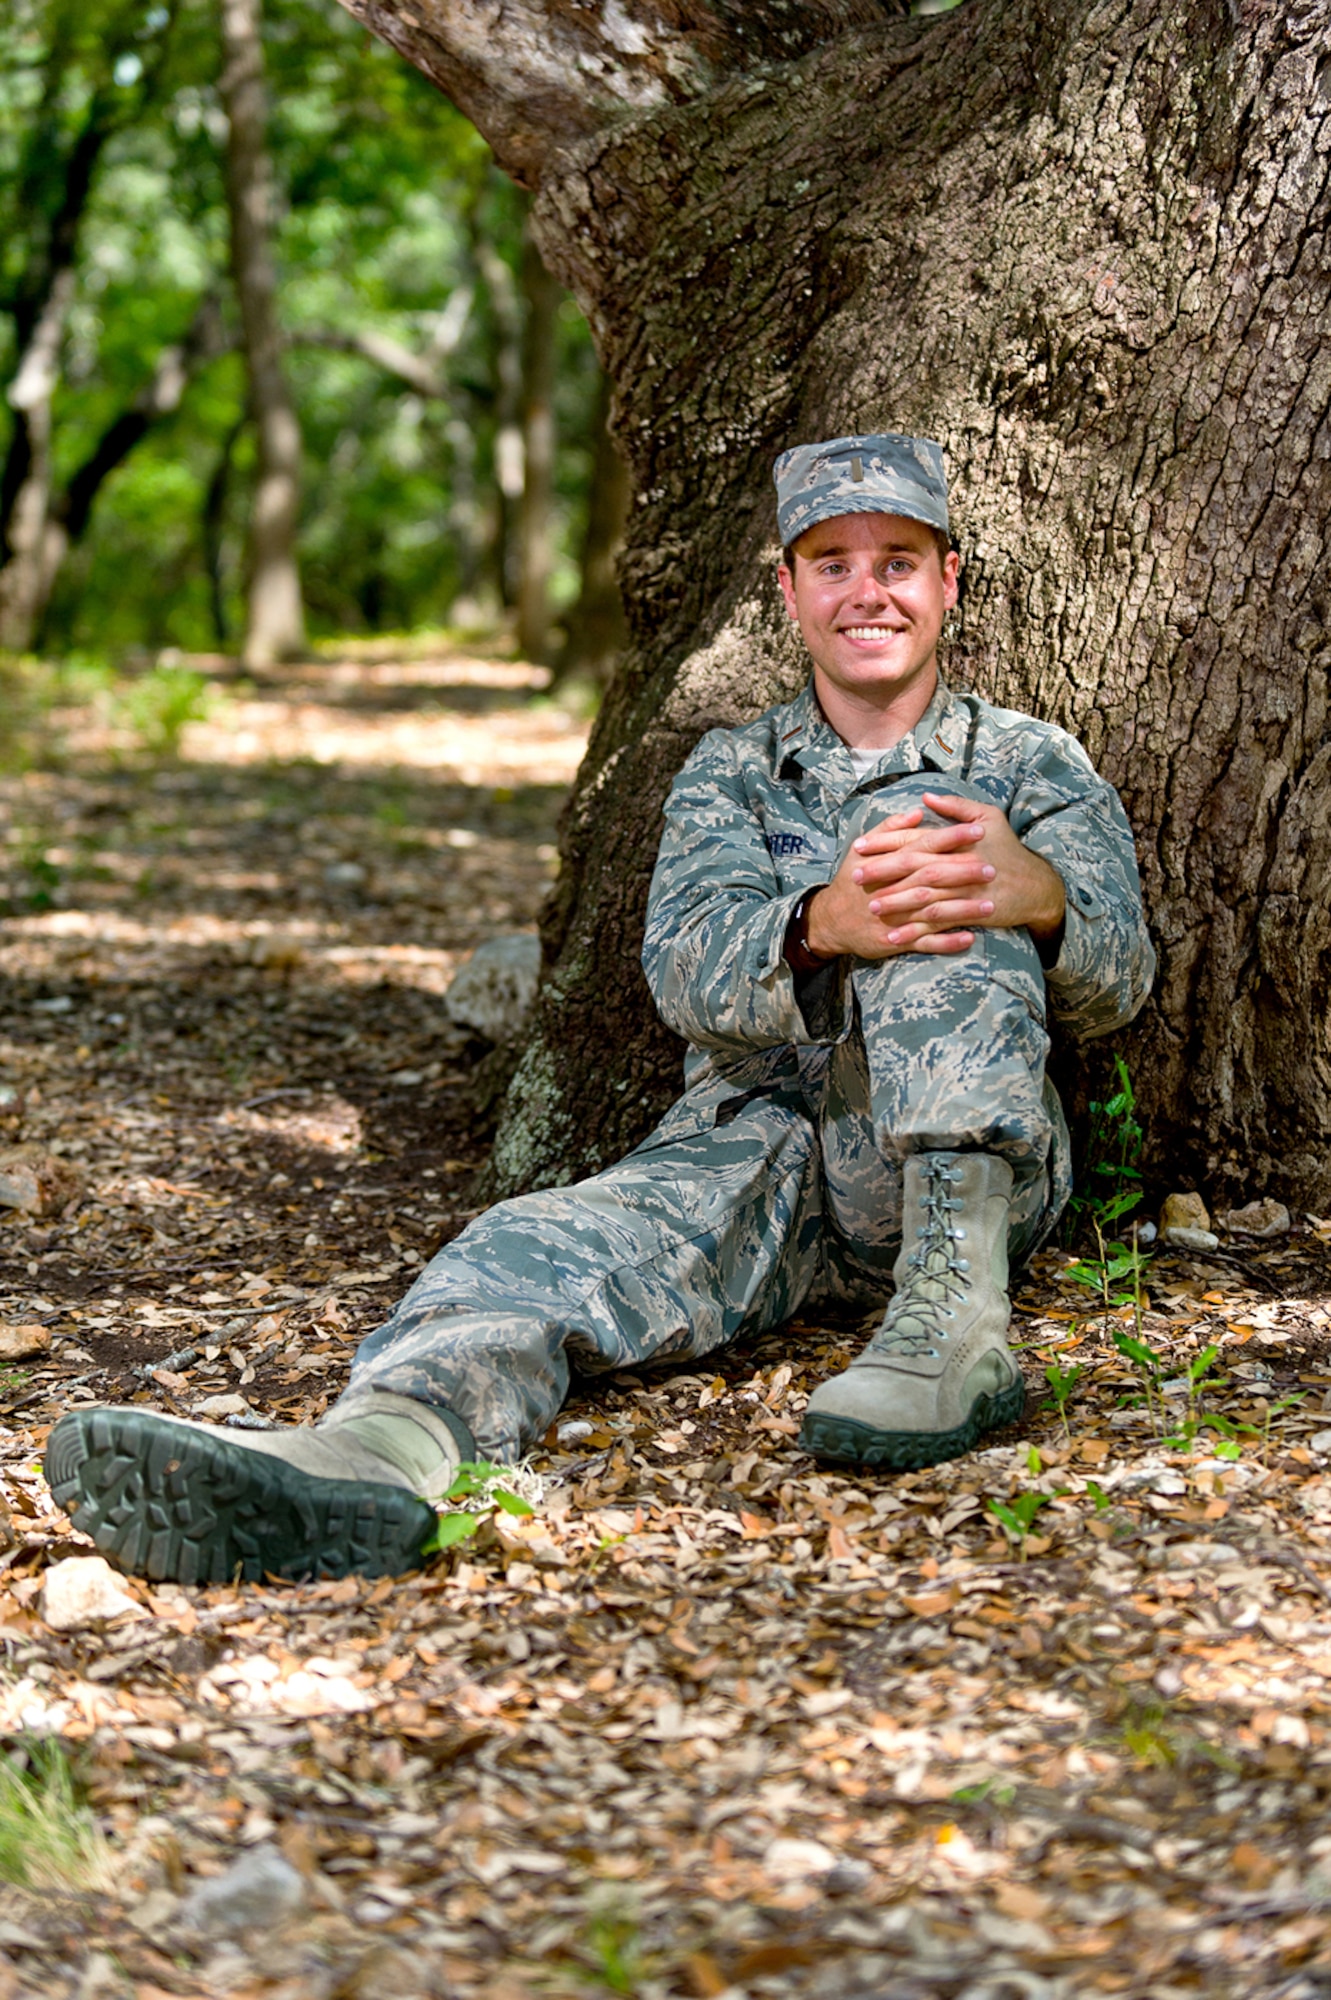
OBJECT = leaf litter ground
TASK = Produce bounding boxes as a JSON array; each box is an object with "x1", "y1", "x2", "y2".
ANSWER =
[{"x1": 1, "y1": 644, "x2": 1331, "y2": 1997}]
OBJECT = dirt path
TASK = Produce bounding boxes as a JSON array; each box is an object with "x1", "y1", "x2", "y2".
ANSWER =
[{"x1": 2, "y1": 646, "x2": 1331, "y2": 1999}]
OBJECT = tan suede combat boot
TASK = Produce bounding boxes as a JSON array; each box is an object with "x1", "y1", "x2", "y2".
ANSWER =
[
  {"x1": 799, "y1": 1151, "x2": 1025, "y2": 1469},
  {"x1": 44, "y1": 1389, "x2": 473, "y2": 1584}
]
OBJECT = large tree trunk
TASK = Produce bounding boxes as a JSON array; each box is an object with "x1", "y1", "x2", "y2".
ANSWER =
[
  {"x1": 339, "y1": 0, "x2": 1331, "y2": 1217},
  {"x1": 218, "y1": 0, "x2": 306, "y2": 669}
]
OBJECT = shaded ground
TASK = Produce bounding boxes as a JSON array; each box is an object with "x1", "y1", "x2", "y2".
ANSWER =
[{"x1": 2, "y1": 645, "x2": 1331, "y2": 1998}]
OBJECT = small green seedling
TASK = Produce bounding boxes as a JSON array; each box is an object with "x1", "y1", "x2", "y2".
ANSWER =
[
  {"x1": 420, "y1": 1460, "x2": 534, "y2": 1557},
  {"x1": 1065, "y1": 1055, "x2": 1145, "y2": 1238},
  {"x1": 951, "y1": 1777, "x2": 1017, "y2": 1806},
  {"x1": 987, "y1": 1490, "x2": 1052, "y2": 1562},
  {"x1": 1112, "y1": 1326, "x2": 1169, "y2": 1436},
  {"x1": 1043, "y1": 1359, "x2": 1084, "y2": 1441},
  {"x1": 1085, "y1": 1479, "x2": 1112, "y2": 1513}
]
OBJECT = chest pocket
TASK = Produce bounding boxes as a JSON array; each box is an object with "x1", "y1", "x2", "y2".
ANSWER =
[{"x1": 764, "y1": 826, "x2": 837, "y2": 889}]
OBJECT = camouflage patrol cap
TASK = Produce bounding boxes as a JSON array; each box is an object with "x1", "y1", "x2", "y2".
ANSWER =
[{"x1": 774, "y1": 432, "x2": 949, "y2": 546}]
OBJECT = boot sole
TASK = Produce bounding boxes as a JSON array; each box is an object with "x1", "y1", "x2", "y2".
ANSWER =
[
  {"x1": 798, "y1": 1376, "x2": 1026, "y2": 1471},
  {"x1": 44, "y1": 1408, "x2": 437, "y2": 1585}
]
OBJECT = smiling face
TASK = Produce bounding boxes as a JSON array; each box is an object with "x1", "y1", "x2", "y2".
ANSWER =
[{"x1": 777, "y1": 511, "x2": 959, "y2": 747}]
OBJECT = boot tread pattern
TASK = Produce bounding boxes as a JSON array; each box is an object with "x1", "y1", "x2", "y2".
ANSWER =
[
  {"x1": 798, "y1": 1376, "x2": 1026, "y2": 1470},
  {"x1": 44, "y1": 1409, "x2": 436, "y2": 1583}
]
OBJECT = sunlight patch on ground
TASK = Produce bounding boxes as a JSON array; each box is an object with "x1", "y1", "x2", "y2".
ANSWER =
[
  {"x1": 52, "y1": 646, "x2": 591, "y2": 786},
  {"x1": 0, "y1": 913, "x2": 473, "y2": 997}
]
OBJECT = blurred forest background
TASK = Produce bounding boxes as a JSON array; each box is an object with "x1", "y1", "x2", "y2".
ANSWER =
[{"x1": 0, "y1": 0, "x2": 629, "y2": 694}]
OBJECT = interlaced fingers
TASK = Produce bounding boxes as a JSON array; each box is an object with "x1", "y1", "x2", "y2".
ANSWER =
[{"x1": 870, "y1": 1158, "x2": 971, "y2": 1356}]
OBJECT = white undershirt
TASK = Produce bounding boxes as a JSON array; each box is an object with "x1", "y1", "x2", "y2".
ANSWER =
[{"x1": 847, "y1": 745, "x2": 882, "y2": 780}]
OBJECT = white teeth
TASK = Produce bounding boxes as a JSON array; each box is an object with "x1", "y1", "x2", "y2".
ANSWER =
[{"x1": 842, "y1": 626, "x2": 896, "y2": 640}]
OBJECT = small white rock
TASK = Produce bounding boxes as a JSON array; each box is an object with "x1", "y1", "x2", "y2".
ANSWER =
[
  {"x1": 1163, "y1": 1540, "x2": 1243, "y2": 1568},
  {"x1": 556, "y1": 1419, "x2": 596, "y2": 1445},
  {"x1": 444, "y1": 934, "x2": 541, "y2": 1046},
  {"x1": 41, "y1": 1555, "x2": 146, "y2": 1632},
  {"x1": 180, "y1": 1844, "x2": 307, "y2": 1936},
  {"x1": 1309, "y1": 1430, "x2": 1331, "y2": 1455},
  {"x1": 191, "y1": 1394, "x2": 251, "y2": 1419},
  {"x1": 763, "y1": 1836, "x2": 840, "y2": 1881},
  {"x1": 1160, "y1": 1225, "x2": 1220, "y2": 1252}
]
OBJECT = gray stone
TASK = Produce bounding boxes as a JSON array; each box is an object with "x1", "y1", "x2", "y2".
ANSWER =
[
  {"x1": 181, "y1": 1844, "x2": 307, "y2": 1937},
  {"x1": 1220, "y1": 1197, "x2": 1291, "y2": 1240},
  {"x1": 1160, "y1": 1224, "x2": 1220, "y2": 1252},
  {"x1": 444, "y1": 933, "x2": 542, "y2": 1046},
  {"x1": 1161, "y1": 1540, "x2": 1243, "y2": 1568},
  {"x1": 0, "y1": 1148, "x2": 83, "y2": 1216},
  {"x1": 324, "y1": 861, "x2": 367, "y2": 890},
  {"x1": 824, "y1": 1858, "x2": 874, "y2": 1894}
]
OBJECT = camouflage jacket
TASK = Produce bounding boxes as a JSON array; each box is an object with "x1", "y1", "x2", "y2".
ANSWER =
[{"x1": 643, "y1": 677, "x2": 1154, "y2": 1093}]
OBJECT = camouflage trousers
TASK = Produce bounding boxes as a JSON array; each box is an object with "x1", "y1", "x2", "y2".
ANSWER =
[{"x1": 345, "y1": 926, "x2": 1065, "y2": 1465}]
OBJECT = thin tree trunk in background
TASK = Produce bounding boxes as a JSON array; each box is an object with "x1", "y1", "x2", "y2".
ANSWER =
[
  {"x1": 469, "y1": 210, "x2": 523, "y2": 612},
  {"x1": 0, "y1": 268, "x2": 75, "y2": 652},
  {"x1": 340, "y1": 0, "x2": 1331, "y2": 1219},
  {"x1": 30, "y1": 297, "x2": 230, "y2": 647},
  {"x1": 203, "y1": 412, "x2": 247, "y2": 646},
  {"x1": 218, "y1": 0, "x2": 305, "y2": 668},
  {"x1": 516, "y1": 221, "x2": 559, "y2": 663},
  {"x1": 553, "y1": 364, "x2": 630, "y2": 687}
]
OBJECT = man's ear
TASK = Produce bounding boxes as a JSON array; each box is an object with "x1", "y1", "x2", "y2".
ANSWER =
[{"x1": 777, "y1": 561, "x2": 798, "y2": 622}]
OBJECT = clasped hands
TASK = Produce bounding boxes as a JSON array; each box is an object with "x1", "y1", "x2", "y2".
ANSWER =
[{"x1": 804, "y1": 792, "x2": 1066, "y2": 963}]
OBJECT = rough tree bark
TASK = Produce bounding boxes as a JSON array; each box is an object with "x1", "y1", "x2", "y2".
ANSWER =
[
  {"x1": 338, "y1": 0, "x2": 1331, "y2": 1215},
  {"x1": 218, "y1": 0, "x2": 306, "y2": 668}
]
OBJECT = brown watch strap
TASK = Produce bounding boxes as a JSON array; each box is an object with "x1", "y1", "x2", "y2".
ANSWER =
[{"x1": 783, "y1": 889, "x2": 836, "y2": 975}]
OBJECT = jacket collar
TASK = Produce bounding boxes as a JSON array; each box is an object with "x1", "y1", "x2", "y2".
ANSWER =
[{"x1": 771, "y1": 675, "x2": 969, "y2": 787}]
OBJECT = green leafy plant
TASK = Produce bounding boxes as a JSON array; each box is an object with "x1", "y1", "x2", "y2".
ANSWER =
[
  {"x1": 1065, "y1": 1054, "x2": 1145, "y2": 1237},
  {"x1": 1160, "y1": 1344, "x2": 1226, "y2": 1451},
  {"x1": 987, "y1": 1489, "x2": 1052, "y2": 1562},
  {"x1": 0, "y1": 1739, "x2": 110, "y2": 1892},
  {"x1": 579, "y1": 1905, "x2": 648, "y2": 1995},
  {"x1": 1113, "y1": 1326, "x2": 1166, "y2": 1435},
  {"x1": 1066, "y1": 1210, "x2": 1152, "y2": 1327},
  {"x1": 1120, "y1": 1699, "x2": 1180, "y2": 1769},
  {"x1": 115, "y1": 663, "x2": 213, "y2": 757},
  {"x1": 951, "y1": 1776, "x2": 1016, "y2": 1807},
  {"x1": 9, "y1": 833, "x2": 62, "y2": 914},
  {"x1": 1042, "y1": 1358, "x2": 1084, "y2": 1441},
  {"x1": 420, "y1": 1460, "x2": 535, "y2": 1556}
]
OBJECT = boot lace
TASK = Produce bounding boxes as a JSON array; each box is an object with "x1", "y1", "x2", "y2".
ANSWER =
[{"x1": 868, "y1": 1158, "x2": 970, "y2": 1358}]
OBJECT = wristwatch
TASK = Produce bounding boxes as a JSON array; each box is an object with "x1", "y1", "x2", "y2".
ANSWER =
[{"x1": 783, "y1": 888, "x2": 836, "y2": 975}]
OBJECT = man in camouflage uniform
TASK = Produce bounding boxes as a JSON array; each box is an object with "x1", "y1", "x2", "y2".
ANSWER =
[{"x1": 45, "y1": 434, "x2": 1154, "y2": 1583}]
